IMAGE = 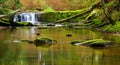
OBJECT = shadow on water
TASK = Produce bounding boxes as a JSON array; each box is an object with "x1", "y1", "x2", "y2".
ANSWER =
[{"x1": 0, "y1": 26, "x2": 120, "y2": 65}]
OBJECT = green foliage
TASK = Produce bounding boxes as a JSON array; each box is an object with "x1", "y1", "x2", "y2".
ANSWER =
[
  {"x1": 44, "y1": 7, "x2": 55, "y2": 12},
  {"x1": 0, "y1": 0, "x2": 7, "y2": 3},
  {"x1": 103, "y1": 21, "x2": 120, "y2": 32},
  {"x1": 86, "y1": 9, "x2": 102, "y2": 20},
  {"x1": 40, "y1": 10, "x2": 85, "y2": 22},
  {"x1": 0, "y1": 0, "x2": 22, "y2": 15},
  {"x1": 12, "y1": 22, "x2": 33, "y2": 26},
  {"x1": 85, "y1": 18, "x2": 107, "y2": 28},
  {"x1": 0, "y1": 20, "x2": 10, "y2": 26},
  {"x1": 112, "y1": 11, "x2": 120, "y2": 21}
]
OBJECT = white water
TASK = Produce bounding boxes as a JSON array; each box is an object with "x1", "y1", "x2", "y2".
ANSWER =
[{"x1": 14, "y1": 12, "x2": 39, "y2": 24}]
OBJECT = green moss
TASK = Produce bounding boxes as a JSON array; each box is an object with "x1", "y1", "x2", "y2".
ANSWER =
[
  {"x1": 0, "y1": 20, "x2": 10, "y2": 26},
  {"x1": 71, "y1": 39, "x2": 113, "y2": 47},
  {"x1": 12, "y1": 22, "x2": 33, "y2": 26},
  {"x1": 103, "y1": 21, "x2": 120, "y2": 32},
  {"x1": 34, "y1": 38, "x2": 53, "y2": 43},
  {"x1": 86, "y1": 9, "x2": 103, "y2": 20},
  {"x1": 39, "y1": 9, "x2": 85, "y2": 22},
  {"x1": 34, "y1": 37, "x2": 57, "y2": 47},
  {"x1": 71, "y1": 40, "x2": 83, "y2": 45},
  {"x1": 44, "y1": 7, "x2": 55, "y2": 12},
  {"x1": 112, "y1": 11, "x2": 120, "y2": 21}
]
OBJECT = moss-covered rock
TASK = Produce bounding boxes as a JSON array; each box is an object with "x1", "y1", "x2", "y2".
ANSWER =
[
  {"x1": 34, "y1": 38, "x2": 57, "y2": 47},
  {"x1": 71, "y1": 39, "x2": 114, "y2": 48}
]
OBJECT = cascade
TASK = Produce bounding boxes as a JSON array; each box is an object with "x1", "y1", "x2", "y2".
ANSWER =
[{"x1": 13, "y1": 12, "x2": 40, "y2": 24}]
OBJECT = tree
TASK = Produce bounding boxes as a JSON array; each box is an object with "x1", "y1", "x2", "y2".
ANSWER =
[
  {"x1": 0, "y1": 0, "x2": 22, "y2": 23},
  {"x1": 0, "y1": 0, "x2": 22, "y2": 14},
  {"x1": 101, "y1": 0, "x2": 115, "y2": 25}
]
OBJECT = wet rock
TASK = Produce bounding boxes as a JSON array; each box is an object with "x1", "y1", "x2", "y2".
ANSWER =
[
  {"x1": 66, "y1": 34, "x2": 72, "y2": 37},
  {"x1": 13, "y1": 40, "x2": 21, "y2": 43},
  {"x1": 28, "y1": 41, "x2": 34, "y2": 44},
  {"x1": 47, "y1": 24, "x2": 55, "y2": 26},
  {"x1": 34, "y1": 38, "x2": 57, "y2": 47},
  {"x1": 36, "y1": 33, "x2": 40, "y2": 35},
  {"x1": 71, "y1": 39, "x2": 114, "y2": 48}
]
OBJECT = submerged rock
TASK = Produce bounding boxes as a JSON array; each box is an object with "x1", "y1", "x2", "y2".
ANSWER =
[
  {"x1": 36, "y1": 33, "x2": 40, "y2": 35},
  {"x1": 71, "y1": 39, "x2": 114, "y2": 48},
  {"x1": 66, "y1": 34, "x2": 72, "y2": 37}
]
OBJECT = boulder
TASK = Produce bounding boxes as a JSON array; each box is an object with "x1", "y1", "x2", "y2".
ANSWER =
[{"x1": 34, "y1": 38, "x2": 57, "y2": 47}]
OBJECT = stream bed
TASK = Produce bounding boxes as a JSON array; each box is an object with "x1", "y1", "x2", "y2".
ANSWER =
[{"x1": 0, "y1": 26, "x2": 120, "y2": 65}]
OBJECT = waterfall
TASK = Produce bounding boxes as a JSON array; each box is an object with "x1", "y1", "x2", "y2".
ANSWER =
[{"x1": 13, "y1": 12, "x2": 40, "y2": 25}]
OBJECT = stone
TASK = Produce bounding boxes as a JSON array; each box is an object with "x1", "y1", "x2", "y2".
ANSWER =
[
  {"x1": 34, "y1": 38, "x2": 57, "y2": 47},
  {"x1": 66, "y1": 34, "x2": 72, "y2": 37}
]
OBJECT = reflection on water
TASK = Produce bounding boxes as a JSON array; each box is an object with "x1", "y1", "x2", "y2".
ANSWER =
[{"x1": 0, "y1": 26, "x2": 120, "y2": 65}]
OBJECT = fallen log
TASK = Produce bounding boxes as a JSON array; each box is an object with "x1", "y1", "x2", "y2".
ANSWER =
[
  {"x1": 54, "y1": 9, "x2": 93, "y2": 24},
  {"x1": 53, "y1": 1, "x2": 101, "y2": 24},
  {"x1": 0, "y1": 15, "x2": 6, "y2": 18}
]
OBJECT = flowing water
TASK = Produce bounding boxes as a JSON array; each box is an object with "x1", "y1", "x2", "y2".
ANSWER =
[
  {"x1": 13, "y1": 12, "x2": 40, "y2": 25},
  {"x1": 0, "y1": 26, "x2": 120, "y2": 65}
]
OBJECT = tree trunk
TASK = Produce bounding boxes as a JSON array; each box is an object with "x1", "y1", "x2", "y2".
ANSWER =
[{"x1": 101, "y1": 0, "x2": 115, "y2": 25}]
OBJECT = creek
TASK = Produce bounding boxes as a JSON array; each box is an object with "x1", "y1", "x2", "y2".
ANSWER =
[{"x1": 0, "y1": 26, "x2": 120, "y2": 65}]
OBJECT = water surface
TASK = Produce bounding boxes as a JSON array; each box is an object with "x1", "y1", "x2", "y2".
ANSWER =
[{"x1": 0, "y1": 26, "x2": 120, "y2": 65}]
